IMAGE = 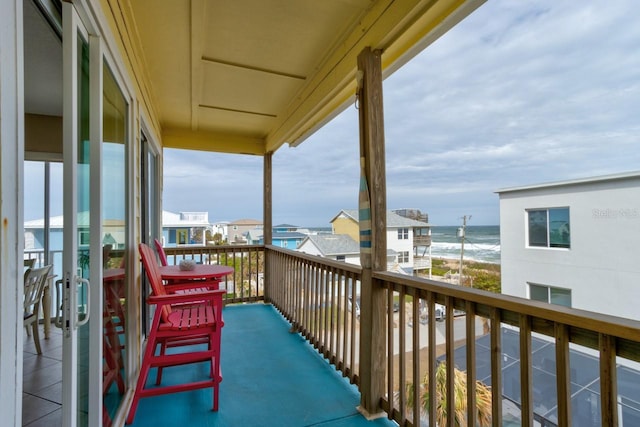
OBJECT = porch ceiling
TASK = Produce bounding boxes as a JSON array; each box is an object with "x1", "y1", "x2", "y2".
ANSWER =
[{"x1": 127, "y1": 0, "x2": 484, "y2": 155}]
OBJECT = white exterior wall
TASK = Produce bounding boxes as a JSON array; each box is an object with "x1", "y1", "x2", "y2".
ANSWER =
[
  {"x1": 386, "y1": 227, "x2": 414, "y2": 269},
  {"x1": 499, "y1": 174, "x2": 640, "y2": 321}
]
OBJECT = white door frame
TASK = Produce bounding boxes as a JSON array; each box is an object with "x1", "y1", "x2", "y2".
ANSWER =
[
  {"x1": 61, "y1": 3, "x2": 104, "y2": 426},
  {"x1": 0, "y1": 0, "x2": 25, "y2": 425}
]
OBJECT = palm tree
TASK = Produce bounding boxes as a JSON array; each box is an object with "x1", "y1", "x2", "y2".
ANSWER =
[{"x1": 406, "y1": 362, "x2": 492, "y2": 426}]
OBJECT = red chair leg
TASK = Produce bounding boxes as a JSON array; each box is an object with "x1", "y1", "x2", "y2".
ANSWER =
[{"x1": 126, "y1": 334, "x2": 158, "y2": 424}]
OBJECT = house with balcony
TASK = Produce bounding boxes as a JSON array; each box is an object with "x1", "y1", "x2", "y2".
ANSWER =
[
  {"x1": 331, "y1": 209, "x2": 432, "y2": 274},
  {"x1": 160, "y1": 211, "x2": 211, "y2": 247},
  {"x1": 497, "y1": 171, "x2": 640, "y2": 322},
  {"x1": 3, "y1": 1, "x2": 639, "y2": 427}
]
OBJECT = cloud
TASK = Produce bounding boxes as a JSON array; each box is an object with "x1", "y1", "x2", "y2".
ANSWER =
[{"x1": 163, "y1": 0, "x2": 640, "y2": 227}]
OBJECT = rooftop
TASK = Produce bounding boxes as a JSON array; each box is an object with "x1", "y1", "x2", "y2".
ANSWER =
[
  {"x1": 300, "y1": 234, "x2": 360, "y2": 256},
  {"x1": 495, "y1": 170, "x2": 640, "y2": 194},
  {"x1": 334, "y1": 209, "x2": 431, "y2": 228}
]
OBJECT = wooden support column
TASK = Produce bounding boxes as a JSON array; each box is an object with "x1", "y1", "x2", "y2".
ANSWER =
[
  {"x1": 263, "y1": 152, "x2": 273, "y2": 302},
  {"x1": 357, "y1": 46, "x2": 387, "y2": 418}
]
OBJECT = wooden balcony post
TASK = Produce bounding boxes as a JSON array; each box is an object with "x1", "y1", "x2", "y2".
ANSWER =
[
  {"x1": 264, "y1": 152, "x2": 273, "y2": 302},
  {"x1": 357, "y1": 46, "x2": 387, "y2": 418}
]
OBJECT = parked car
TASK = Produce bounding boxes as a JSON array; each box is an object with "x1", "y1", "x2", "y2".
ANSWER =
[{"x1": 420, "y1": 303, "x2": 446, "y2": 322}]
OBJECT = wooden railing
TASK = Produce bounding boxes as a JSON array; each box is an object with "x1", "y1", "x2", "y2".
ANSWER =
[
  {"x1": 163, "y1": 245, "x2": 264, "y2": 304},
  {"x1": 165, "y1": 245, "x2": 640, "y2": 426},
  {"x1": 266, "y1": 246, "x2": 362, "y2": 385},
  {"x1": 375, "y1": 270, "x2": 640, "y2": 427}
]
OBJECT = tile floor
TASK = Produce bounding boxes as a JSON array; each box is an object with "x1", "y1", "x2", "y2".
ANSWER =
[{"x1": 22, "y1": 325, "x2": 63, "y2": 426}]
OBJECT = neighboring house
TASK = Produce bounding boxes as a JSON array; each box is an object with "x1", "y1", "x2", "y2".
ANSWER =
[
  {"x1": 228, "y1": 219, "x2": 263, "y2": 244},
  {"x1": 497, "y1": 171, "x2": 640, "y2": 321},
  {"x1": 298, "y1": 234, "x2": 402, "y2": 272},
  {"x1": 297, "y1": 234, "x2": 361, "y2": 264},
  {"x1": 330, "y1": 209, "x2": 431, "y2": 274},
  {"x1": 245, "y1": 229, "x2": 264, "y2": 245},
  {"x1": 25, "y1": 210, "x2": 210, "y2": 251},
  {"x1": 161, "y1": 211, "x2": 211, "y2": 247},
  {"x1": 273, "y1": 223, "x2": 299, "y2": 233},
  {"x1": 25, "y1": 212, "x2": 124, "y2": 251},
  {"x1": 270, "y1": 231, "x2": 308, "y2": 249},
  {"x1": 210, "y1": 221, "x2": 230, "y2": 243},
  {"x1": 260, "y1": 224, "x2": 310, "y2": 249}
]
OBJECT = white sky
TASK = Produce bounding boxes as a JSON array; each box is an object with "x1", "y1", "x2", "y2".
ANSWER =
[{"x1": 154, "y1": 0, "x2": 639, "y2": 226}]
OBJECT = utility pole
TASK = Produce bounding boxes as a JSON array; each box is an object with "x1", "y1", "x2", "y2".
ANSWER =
[{"x1": 458, "y1": 215, "x2": 470, "y2": 285}]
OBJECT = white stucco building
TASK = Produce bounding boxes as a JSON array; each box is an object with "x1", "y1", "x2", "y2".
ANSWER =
[{"x1": 497, "y1": 171, "x2": 640, "y2": 321}]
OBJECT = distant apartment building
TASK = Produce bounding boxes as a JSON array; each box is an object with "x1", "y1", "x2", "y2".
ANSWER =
[
  {"x1": 497, "y1": 171, "x2": 640, "y2": 321},
  {"x1": 330, "y1": 208, "x2": 431, "y2": 274}
]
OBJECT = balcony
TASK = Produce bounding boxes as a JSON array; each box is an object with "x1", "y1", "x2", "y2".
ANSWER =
[
  {"x1": 154, "y1": 244, "x2": 640, "y2": 426},
  {"x1": 413, "y1": 256, "x2": 432, "y2": 270},
  {"x1": 413, "y1": 236, "x2": 432, "y2": 247}
]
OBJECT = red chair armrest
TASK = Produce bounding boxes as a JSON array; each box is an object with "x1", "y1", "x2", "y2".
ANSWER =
[
  {"x1": 148, "y1": 289, "x2": 225, "y2": 306},
  {"x1": 164, "y1": 280, "x2": 220, "y2": 292}
]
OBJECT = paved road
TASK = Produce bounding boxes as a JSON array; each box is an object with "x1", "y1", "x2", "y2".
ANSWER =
[{"x1": 392, "y1": 312, "x2": 486, "y2": 355}]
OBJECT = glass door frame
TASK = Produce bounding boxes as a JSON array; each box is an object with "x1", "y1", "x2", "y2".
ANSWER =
[
  {"x1": 140, "y1": 128, "x2": 161, "y2": 335},
  {"x1": 61, "y1": 3, "x2": 103, "y2": 426}
]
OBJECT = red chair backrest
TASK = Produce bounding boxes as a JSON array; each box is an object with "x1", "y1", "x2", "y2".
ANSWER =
[
  {"x1": 154, "y1": 238, "x2": 168, "y2": 266},
  {"x1": 139, "y1": 243, "x2": 171, "y2": 321}
]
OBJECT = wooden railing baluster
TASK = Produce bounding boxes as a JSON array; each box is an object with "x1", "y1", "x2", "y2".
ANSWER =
[
  {"x1": 555, "y1": 323, "x2": 571, "y2": 427},
  {"x1": 599, "y1": 333, "x2": 618, "y2": 427},
  {"x1": 520, "y1": 314, "x2": 533, "y2": 426},
  {"x1": 165, "y1": 246, "x2": 640, "y2": 426}
]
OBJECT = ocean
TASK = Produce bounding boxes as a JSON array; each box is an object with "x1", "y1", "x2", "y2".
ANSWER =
[
  {"x1": 308, "y1": 225, "x2": 501, "y2": 265},
  {"x1": 429, "y1": 225, "x2": 500, "y2": 265}
]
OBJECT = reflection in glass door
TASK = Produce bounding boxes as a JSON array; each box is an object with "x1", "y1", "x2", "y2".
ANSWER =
[
  {"x1": 61, "y1": 3, "x2": 92, "y2": 425},
  {"x1": 140, "y1": 132, "x2": 159, "y2": 335},
  {"x1": 102, "y1": 62, "x2": 128, "y2": 423}
]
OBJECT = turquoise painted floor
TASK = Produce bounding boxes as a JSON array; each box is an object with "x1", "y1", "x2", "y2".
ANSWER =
[{"x1": 130, "y1": 304, "x2": 397, "y2": 427}]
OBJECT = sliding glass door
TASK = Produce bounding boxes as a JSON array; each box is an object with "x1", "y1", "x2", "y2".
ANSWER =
[
  {"x1": 61, "y1": 3, "x2": 92, "y2": 425},
  {"x1": 102, "y1": 61, "x2": 129, "y2": 424}
]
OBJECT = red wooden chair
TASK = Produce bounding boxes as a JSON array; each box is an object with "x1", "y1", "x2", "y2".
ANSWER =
[
  {"x1": 126, "y1": 243, "x2": 225, "y2": 425},
  {"x1": 154, "y1": 238, "x2": 169, "y2": 266}
]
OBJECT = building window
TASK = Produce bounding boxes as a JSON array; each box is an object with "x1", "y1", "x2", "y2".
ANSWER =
[
  {"x1": 398, "y1": 251, "x2": 409, "y2": 263},
  {"x1": 527, "y1": 207, "x2": 570, "y2": 248},
  {"x1": 529, "y1": 283, "x2": 572, "y2": 307},
  {"x1": 336, "y1": 255, "x2": 345, "y2": 262},
  {"x1": 397, "y1": 228, "x2": 409, "y2": 240}
]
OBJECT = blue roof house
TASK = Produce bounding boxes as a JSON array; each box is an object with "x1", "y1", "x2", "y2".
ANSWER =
[{"x1": 266, "y1": 231, "x2": 308, "y2": 249}]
